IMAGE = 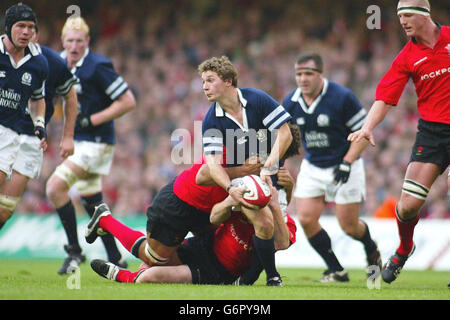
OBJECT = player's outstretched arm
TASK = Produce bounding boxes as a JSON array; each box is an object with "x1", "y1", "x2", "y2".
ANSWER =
[
  {"x1": 210, "y1": 196, "x2": 238, "y2": 225},
  {"x1": 347, "y1": 100, "x2": 392, "y2": 146},
  {"x1": 196, "y1": 156, "x2": 263, "y2": 186}
]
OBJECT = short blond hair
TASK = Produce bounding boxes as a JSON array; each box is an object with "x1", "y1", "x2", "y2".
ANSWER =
[{"x1": 61, "y1": 16, "x2": 89, "y2": 38}]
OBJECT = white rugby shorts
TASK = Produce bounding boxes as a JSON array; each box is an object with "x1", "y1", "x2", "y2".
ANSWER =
[
  {"x1": 67, "y1": 140, "x2": 115, "y2": 175},
  {"x1": 0, "y1": 124, "x2": 21, "y2": 180},
  {"x1": 12, "y1": 134, "x2": 44, "y2": 179},
  {"x1": 294, "y1": 158, "x2": 366, "y2": 204}
]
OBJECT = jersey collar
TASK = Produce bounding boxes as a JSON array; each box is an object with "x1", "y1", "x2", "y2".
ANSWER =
[
  {"x1": 60, "y1": 47, "x2": 90, "y2": 72},
  {"x1": 291, "y1": 78, "x2": 329, "y2": 114},
  {"x1": 0, "y1": 34, "x2": 40, "y2": 69},
  {"x1": 215, "y1": 88, "x2": 249, "y2": 131}
]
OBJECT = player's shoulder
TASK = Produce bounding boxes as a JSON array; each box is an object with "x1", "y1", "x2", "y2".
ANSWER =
[
  {"x1": 87, "y1": 51, "x2": 113, "y2": 65},
  {"x1": 283, "y1": 88, "x2": 300, "y2": 103},
  {"x1": 327, "y1": 81, "x2": 353, "y2": 95},
  {"x1": 240, "y1": 87, "x2": 271, "y2": 99},
  {"x1": 28, "y1": 44, "x2": 48, "y2": 72},
  {"x1": 39, "y1": 45, "x2": 67, "y2": 66}
]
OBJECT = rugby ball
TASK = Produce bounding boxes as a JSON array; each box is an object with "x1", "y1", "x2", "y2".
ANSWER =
[{"x1": 241, "y1": 175, "x2": 272, "y2": 209}]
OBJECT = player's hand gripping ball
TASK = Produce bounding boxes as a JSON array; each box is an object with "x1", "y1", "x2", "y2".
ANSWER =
[{"x1": 240, "y1": 175, "x2": 272, "y2": 210}]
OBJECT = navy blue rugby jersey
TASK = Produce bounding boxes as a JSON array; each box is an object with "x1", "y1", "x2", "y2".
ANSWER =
[
  {"x1": 0, "y1": 35, "x2": 48, "y2": 133},
  {"x1": 283, "y1": 79, "x2": 366, "y2": 168},
  {"x1": 61, "y1": 48, "x2": 129, "y2": 144},
  {"x1": 19, "y1": 45, "x2": 78, "y2": 136},
  {"x1": 202, "y1": 87, "x2": 292, "y2": 167}
]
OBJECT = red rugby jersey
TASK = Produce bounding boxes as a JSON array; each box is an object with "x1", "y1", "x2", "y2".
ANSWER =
[
  {"x1": 375, "y1": 25, "x2": 450, "y2": 124},
  {"x1": 214, "y1": 212, "x2": 297, "y2": 276},
  {"x1": 173, "y1": 156, "x2": 228, "y2": 213}
]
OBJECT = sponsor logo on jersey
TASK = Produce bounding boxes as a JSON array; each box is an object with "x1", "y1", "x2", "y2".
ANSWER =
[
  {"x1": 0, "y1": 88, "x2": 21, "y2": 110},
  {"x1": 420, "y1": 67, "x2": 450, "y2": 81}
]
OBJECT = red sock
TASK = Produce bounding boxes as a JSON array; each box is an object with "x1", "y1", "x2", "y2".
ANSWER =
[
  {"x1": 116, "y1": 268, "x2": 148, "y2": 283},
  {"x1": 99, "y1": 215, "x2": 145, "y2": 256},
  {"x1": 396, "y1": 212, "x2": 419, "y2": 256}
]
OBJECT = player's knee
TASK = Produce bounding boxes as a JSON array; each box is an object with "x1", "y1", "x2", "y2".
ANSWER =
[
  {"x1": 143, "y1": 242, "x2": 170, "y2": 266},
  {"x1": 0, "y1": 195, "x2": 20, "y2": 220},
  {"x1": 297, "y1": 213, "x2": 316, "y2": 228},
  {"x1": 46, "y1": 165, "x2": 77, "y2": 201}
]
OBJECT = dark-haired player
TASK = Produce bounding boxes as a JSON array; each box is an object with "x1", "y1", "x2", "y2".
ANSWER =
[
  {"x1": 284, "y1": 52, "x2": 381, "y2": 282},
  {"x1": 348, "y1": 0, "x2": 449, "y2": 284},
  {"x1": 0, "y1": 27, "x2": 78, "y2": 231},
  {"x1": 0, "y1": 3, "x2": 48, "y2": 224}
]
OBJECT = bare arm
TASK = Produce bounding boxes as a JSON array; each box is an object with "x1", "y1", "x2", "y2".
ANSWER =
[
  {"x1": 59, "y1": 87, "x2": 77, "y2": 158},
  {"x1": 205, "y1": 153, "x2": 252, "y2": 208},
  {"x1": 261, "y1": 122, "x2": 292, "y2": 182},
  {"x1": 347, "y1": 100, "x2": 392, "y2": 146},
  {"x1": 29, "y1": 98, "x2": 47, "y2": 151},
  {"x1": 196, "y1": 156, "x2": 263, "y2": 186},
  {"x1": 90, "y1": 89, "x2": 136, "y2": 126},
  {"x1": 209, "y1": 196, "x2": 238, "y2": 225}
]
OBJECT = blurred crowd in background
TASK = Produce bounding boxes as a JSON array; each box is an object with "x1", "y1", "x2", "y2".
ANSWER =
[{"x1": 2, "y1": 0, "x2": 448, "y2": 218}]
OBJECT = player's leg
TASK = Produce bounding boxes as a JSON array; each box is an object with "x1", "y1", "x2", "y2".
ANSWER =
[
  {"x1": 46, "y1": 159, "x2": 88, "y2": 274},
  {"x1": 76, "y1": 175, "x2": 126, "y2": 267},
  {"x1": 335, "y1": 202, "x2": 381, "y2": 273},
  {"x1": 241, "y1": 205, "x2": 281, "y2": 286},
  {"x1": 0, "y1": 171, "x2": 29, "y2": 229},
  {"x1": 382, "y1": 161, "x2": 440, "y2": 283},
  {"x1": 296, "y1": 196, "x2": 348, "y2": 282}
]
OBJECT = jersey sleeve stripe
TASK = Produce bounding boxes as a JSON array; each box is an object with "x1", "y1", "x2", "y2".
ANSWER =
[
  {"x1": 109, "y1": 82, "x2": 129, "y2": 100},
  {"x1": 345, "y1": 109, "x2": 367, "y2": 127},
  {"x1": 55, "y1": 77, "x2": 78, "y2": 95},
  {"x1": 203, "y1": 137, "x2": 223, "y2": 144},
  {"x1": 32, "y1": 81, "x2": 46, "y2": 99},
  {"x1": 263, "y1": 105, "x2": 285, "y2": 126},
  {"x1": 268, "y1": 112, "x2": 291, "y2": 132},
  {"x1": 204, "y1": 146, "x2": 223, "y2": 154},
  {"x1": 105, "y1": 76, "x2": 124, "y2": 95},
  {"x1": 350, "y1": 117, "x2": 366, "y2": 131}
]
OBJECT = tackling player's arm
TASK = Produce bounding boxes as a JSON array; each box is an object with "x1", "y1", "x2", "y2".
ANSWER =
[
  {"x1": 348, "y1": 100, "x2": 393, "y2": 146},
  {"x1": 196, "y1": 156, "x2": 263, "y2": 186},
  {"x1": 59, "y1": 86, "x2": 77, "y2": 158},
  {"x1": 209, "y1": 195, "x2": 238, "y2": 225},
  {"x1": 90, "y1": 89, "x2": 136, "y2": 126},
  {"x1": 205, "y1": 153, "x2": 253, "y2": 208}
]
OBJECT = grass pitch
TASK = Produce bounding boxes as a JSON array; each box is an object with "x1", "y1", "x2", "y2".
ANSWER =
[{"x1": 0, "y1": 259, "x2": 449, "y2": 301}]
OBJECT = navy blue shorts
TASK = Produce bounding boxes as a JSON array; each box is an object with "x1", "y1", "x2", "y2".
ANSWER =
[
  {"x1": 177, "y1": 231, "x2": 237, "y2": 285},
  {"x1": 146, "y1": 179, "x2": 212, "y2": 247}
]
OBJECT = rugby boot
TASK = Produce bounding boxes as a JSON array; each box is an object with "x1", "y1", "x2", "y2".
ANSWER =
[
  {"x1": 382, "y1": 244, "x2": 415, "y2": 284},
  {"x1": 320, "y1": 269, "x2": 350, "y2": 283},
  {"x1": 58, "y1": 244, "x2": 86, "y2": 275},
  {"x1": 85, "y1": 203, "x2": 110, "y2": 244}
]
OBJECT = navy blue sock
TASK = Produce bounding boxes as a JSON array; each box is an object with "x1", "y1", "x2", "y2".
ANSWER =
[
  {"x1": 355, "y1": 220, "x2": 377, "y2": 255},
  {"x1": 252, "y1": 235, "x2": 279, "y2": 280},
  {"x1": 308, "y1": 229, "x2": 344, "y2": 272},
  {"x1": 56, "y1": 201, "x2": 81, "y2": 251},
  {"x1": 81, "y1": 193, "x2": 122, "y2": 263}
]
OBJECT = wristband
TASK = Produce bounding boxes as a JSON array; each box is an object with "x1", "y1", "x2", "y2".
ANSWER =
[
  {"x1": 226, "y1": 184, "x2": 233, "y2": 193},
  {"x1": 34, "y1": 116, "x2": 45, "y2": 127}
]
